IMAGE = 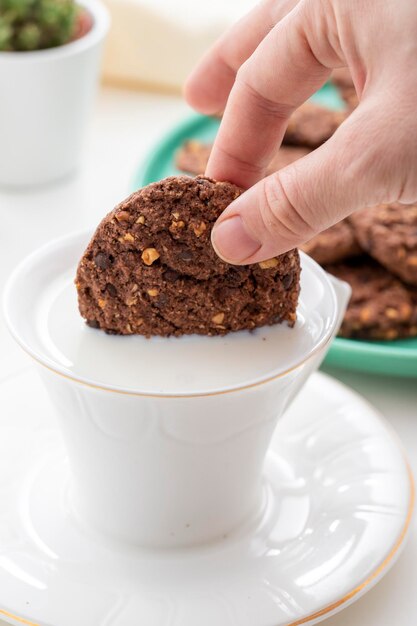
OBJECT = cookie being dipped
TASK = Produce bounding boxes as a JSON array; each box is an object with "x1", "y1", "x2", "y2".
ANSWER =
[{"x1": 76, "y1": 176, "x2": 300, "y2": 337}]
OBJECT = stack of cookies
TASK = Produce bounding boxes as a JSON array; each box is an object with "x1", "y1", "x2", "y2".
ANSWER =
[{"x1": 174, "y1": 75, "x2": 417, "y2": 341}]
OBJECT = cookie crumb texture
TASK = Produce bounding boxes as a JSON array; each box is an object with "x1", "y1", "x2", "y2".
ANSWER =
[
  {"x1": 76, "y1": 176, "x2": 300, "y2": 337},
  {"x1": 325, "y1": 259, "x2": 417, "y2": 340}
]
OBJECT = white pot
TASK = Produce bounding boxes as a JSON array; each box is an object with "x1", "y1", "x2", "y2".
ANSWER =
[
  {"x1": 0, "y1": 0, "x2": 110, "y2": 187},
  {"x1": 3, "y1": 232, "x2": 351, "y2": 548}
]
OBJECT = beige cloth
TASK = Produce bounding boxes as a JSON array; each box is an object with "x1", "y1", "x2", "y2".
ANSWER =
[{"x1": 102, "y1": 0, "x2": 257, "y2": 92}]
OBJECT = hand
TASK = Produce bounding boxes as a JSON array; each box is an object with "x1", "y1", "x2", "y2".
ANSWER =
[{"x1": 185, "y1": 0, "x2": 417, "y2": 264}]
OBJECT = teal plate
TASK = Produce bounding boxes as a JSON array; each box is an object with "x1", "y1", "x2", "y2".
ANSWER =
[{"x1": 132, "y1": 84, "x2": 417, "y2": 379}]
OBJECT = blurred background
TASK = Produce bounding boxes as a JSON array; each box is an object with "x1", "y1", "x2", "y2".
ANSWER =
[{"x1": 102, "y1": 0, "x2": 257, "y2": 91}]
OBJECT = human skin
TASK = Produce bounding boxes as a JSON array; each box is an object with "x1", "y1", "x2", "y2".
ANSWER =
[{"x1": 184, "y1": 0, "x2": 417, "y2": 264}]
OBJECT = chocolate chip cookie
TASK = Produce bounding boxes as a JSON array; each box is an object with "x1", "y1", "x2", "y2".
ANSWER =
[
  {"x1": 175, "y1": 140, "x2": 310, "y2": 176},
  {"x1": 76, "y1": 176, "x2": 300, "y2": 337},
  {"x1": 268, "y1": 145, "x2": 311, "y2": 171},
  {"x1": 325, "y1": 258, "x2": 417, "y2": 340},
  {"x1": 301, "y1": 219, "x2": 361, "y2": 265},
  {"x1": 175, "y1": 140, "x2": 212, "y2": 175},
  {"x1": 349, "y1": 203, "x2": 417, "y2": 286},
  {"x1": 284, "y1": 102, "x2": 347, "y2": 148},
  {"x1": 331, "y1": 68, "x2": 358, "y2": 111},
  {"x1": 331, "y1": 68, "x2": 354, "y2": 90}
]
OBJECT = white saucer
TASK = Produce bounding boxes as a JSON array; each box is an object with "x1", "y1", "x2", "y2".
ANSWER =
[{"x1": 0, "y1": 369, "x2": 413, "y2": 626}]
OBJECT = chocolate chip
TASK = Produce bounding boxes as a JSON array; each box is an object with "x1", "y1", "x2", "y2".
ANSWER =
[
  {"x1": 164, "y1": 269, "x2": 179, "y2": 282},
  {"x1": 179, "y1": 249, "x2": 193, "y2": 262},
  {"x1": 214, "y1": 286, "x2": 229, "y2": 303},
  {"x1": 106, "y1": 283, "x2": 117, "y2": 297},
  {"x1": 94, "y1": 252, "x2": 110, "y2": 270},
  {"x1": 155, "y1": 293, "x2": 169, "y2": 308},
  {"x1": 87, "y1": 319, "x2": 100, "y2": 329},
  {"x1": 226, "y1": 267, "x2": 244, "y2": 286},
  {"x1": 245, "y1": 303, "x2": 261, "y2": 315},
  {"x1": 282, "y1": 272, "x2": 294, "y2": 290}
]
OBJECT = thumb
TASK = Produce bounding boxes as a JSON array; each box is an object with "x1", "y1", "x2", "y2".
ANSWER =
[{"x1": 211, "y1": 101, "x2": 398, "y2": 264}]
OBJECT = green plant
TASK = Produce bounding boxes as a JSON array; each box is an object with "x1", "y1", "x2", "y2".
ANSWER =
[{"x1": 0, "y1": 0, "x2": 80, "y2": 51}]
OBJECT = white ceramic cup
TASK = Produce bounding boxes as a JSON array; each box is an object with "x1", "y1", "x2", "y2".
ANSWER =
[
  {"x1": 3, "y1": 233, "x2": 350, "y2": 548},
  {"x1": 0, "y1": 0, "x2": 110, "y2": 187}
]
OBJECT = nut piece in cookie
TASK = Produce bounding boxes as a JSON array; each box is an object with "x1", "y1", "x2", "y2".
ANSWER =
[
  {"x1": 349, "y1": 203, "x2": 417, "y2": 286},
  {"x1": 284, "y1": 102, "x2": 347, "y2": 148},
  {"x1": 175, "y1": 140, "x2": 310, "y2": 176},
  {"x1": 75, "y1": 176, "x2": 301, "y2": 337},
  {"x1": 301, "y1": 219, "x2": 361, "y2": 265},
  {"x1": 325, "y1": 258, "x2": 417, "y2": 340}
]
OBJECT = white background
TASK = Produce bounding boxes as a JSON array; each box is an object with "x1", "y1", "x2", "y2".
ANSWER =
[{"x1": 0, "y1": 87, "x2": 416, "y2": 626}]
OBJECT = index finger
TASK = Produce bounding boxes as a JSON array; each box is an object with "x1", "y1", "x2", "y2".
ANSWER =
[
  {"x1": 184, "y1": 0, "x2": 300, "y2": 115},
  {"x1": 206, "y1": 3, "x2": 333, "y2": 188}
]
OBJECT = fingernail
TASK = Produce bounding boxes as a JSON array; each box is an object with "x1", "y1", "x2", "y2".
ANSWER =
[{"x1": 212, "y1": 215, "x2": 261, "y2": 263}]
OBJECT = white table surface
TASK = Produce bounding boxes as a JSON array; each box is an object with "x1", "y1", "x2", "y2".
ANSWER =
[{"x1": 0, "y1": 86, "x2": 415, "y2": 626}]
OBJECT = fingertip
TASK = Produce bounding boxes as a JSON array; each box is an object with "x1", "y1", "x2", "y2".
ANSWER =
[
  {"x1": 205, "y1": 147, "x2": 264, "y2": 190},
  {"x1": 183, "y1": 72, "x2": 217, "y2": 115},
  {"x1": 184, "y1": 47, "x2": 238, "y2": 116},
  {"x1": 211, "y1": 214, "x2": 261, "y2": 264}
]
